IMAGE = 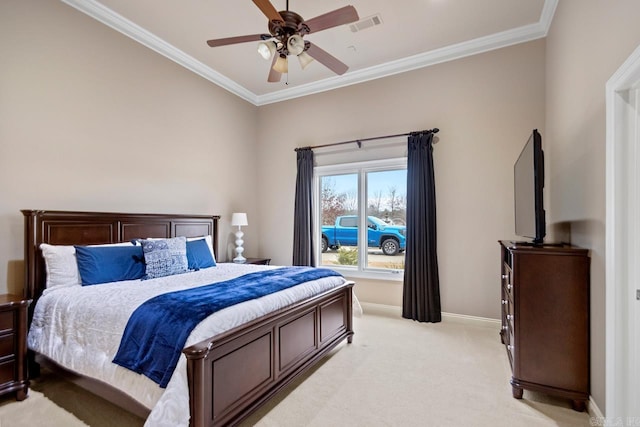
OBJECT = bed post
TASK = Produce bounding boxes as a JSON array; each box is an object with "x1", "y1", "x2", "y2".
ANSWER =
[
  {"x1": 184, "y1": 343, "x2": 213, "y2": 427},
  {"x1": 21, "y1": 210, "x2": 38, "y2": 304}
]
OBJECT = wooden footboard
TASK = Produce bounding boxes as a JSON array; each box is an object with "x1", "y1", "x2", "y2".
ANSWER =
[{"x1": 184, "y1": 281, "x2": 353, "y2": 427}]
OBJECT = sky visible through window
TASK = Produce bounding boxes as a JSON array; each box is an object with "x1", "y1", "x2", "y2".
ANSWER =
[{"x1": 328, "y1": 169, "x2": 406, "y2": 211}]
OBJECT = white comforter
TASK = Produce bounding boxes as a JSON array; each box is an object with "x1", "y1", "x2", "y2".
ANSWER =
[{"x1": 28, "y1": 263, "x2": 351, "y2": 427}]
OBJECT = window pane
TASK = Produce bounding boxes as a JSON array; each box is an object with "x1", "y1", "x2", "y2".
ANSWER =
[
  {"x1": 320, "y1": 174, "x2": 359, "y2": 268},
  {"x1": 365, "y1": 169, "x2": 407, "y2": 270}
]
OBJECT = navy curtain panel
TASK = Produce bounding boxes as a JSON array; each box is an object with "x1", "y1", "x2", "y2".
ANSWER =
[
  {"x1": 402, "y1": 131, "x2": 441, "y2": 323},
  {"x1": 292, "y1": 148, "x2": 315, "y2": 266}
]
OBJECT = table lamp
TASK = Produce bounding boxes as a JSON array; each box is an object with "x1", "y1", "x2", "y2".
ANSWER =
[{"x1": 231, "y1": 213, "x2": 248, "y2": 263}]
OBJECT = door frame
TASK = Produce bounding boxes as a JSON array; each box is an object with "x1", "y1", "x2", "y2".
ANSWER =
[{"x1": 605, "y1": 43, "x2": 640, "y2": 419}]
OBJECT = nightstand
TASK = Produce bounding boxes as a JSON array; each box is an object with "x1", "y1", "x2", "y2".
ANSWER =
[
  {"x1": 0, "y1": 294, "x2": 31, "y2": 401},
  {"x1": 228, "y1": 258, "x2": 271, "y2": 265}
]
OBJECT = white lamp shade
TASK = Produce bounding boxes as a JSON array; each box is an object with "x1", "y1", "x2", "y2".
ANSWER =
[
  {"x1": 287, "y1": 35, "x2": 305, "y2": 56},
  {"x1": 273, "y1": 55, "x2": 288, "y2": 73},
  {"x1": 257, "y1": 41, "x2": 276, "y2": 60},
  {"x1": 231, "y1": 212, "x2": 248, "y2": 227},
  {"x1": 298, "y1": 51, "x2": 314, "y2": 69}
]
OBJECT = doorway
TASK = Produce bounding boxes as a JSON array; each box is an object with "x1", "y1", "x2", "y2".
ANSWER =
[{"x1": 606, "y1": 43, "x2": 640, "y2": 420}]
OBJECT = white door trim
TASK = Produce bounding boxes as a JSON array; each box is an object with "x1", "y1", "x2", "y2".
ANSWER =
[{"x1": 605, "y1": 43, "x2": 640, "y2": 419}]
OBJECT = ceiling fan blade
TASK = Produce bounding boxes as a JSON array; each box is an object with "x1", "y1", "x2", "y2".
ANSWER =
[
  {"x1": 267, "y1": 54, "x2": 282, "y2": 82},
  {"x1": 303, "y1": 5, "x2": 359, "y2": 34},
  {"x1": 306, "y1": 43, "x2": 349, "y2": 75},
  {"x1": 206, "y1": 34, "x2": 270, "y2": 47},
  {"x1": 252, "y1": 0, "x2": 284, "y2": 23}
]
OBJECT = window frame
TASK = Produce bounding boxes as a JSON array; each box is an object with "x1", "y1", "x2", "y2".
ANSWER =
[{"x1": 314, "y1": 157, "x2": 407, "y2": 281}]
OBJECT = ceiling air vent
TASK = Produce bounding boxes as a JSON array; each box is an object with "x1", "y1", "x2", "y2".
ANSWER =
[{"x1": 349, "y1": 14, "x2": 383, "y2": 32}]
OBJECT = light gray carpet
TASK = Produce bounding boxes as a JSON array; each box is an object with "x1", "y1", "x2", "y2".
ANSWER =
[
  {"x1": 0, "y1": 390, "x2": 88, "y2": 427},
  {"x1": 0, "y1": 307, "x2": 591, "y2": 426}
]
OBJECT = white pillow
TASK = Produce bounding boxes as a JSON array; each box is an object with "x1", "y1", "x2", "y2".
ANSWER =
[
  {"x1": 40, "y1": 243, "x2": 80, "y2": 288},
  {"x1": 40, "y1": 241, "x2": 137, "y2": 289}
]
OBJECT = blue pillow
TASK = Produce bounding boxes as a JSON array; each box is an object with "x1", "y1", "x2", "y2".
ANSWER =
[
  {"x1": 140, "y1": 237, "x2": 188, "y2": 279},
  {"x1": 186, "y1": 238, "x2": 216, "y2": 270},
  {"x1": 75, "y1": 245, "x2": 145, "y2": 286}
]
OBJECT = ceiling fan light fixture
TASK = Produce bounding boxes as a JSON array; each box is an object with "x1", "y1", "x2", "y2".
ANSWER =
[
  {"x1": 287, "y1": 35, "x2": 305, "y2": 56},
  {"x1": 273, "y1": 54, "x2": 288, "y2": 73},
  {"x1": 257, "y1": 41, "x2": 276, "y2": 60},
  {"x1": 298, "y1": 51, "x2": 314, "y2": 70}
]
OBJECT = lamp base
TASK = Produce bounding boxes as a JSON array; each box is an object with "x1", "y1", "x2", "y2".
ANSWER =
[{"x1": 234, "y1": 228, "x2": 246, "y2": 264}]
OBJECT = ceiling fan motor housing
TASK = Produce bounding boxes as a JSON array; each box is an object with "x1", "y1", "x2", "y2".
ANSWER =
[{"x1": 269, "y1": 10, "x2": 309, "y2": 55}]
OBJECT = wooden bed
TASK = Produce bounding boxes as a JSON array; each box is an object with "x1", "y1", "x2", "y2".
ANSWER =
[{"x1": 22, "y1": 210, "x2": 354, "y2": 426}]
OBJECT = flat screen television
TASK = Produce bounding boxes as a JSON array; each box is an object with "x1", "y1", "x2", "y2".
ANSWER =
[{"x1": 514, "y1": 129, "x2": 545, "y2": 244}]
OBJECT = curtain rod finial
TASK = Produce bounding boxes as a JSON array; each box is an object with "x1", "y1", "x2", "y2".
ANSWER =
[{"x1": 432, "y1": 128, "x2": 439, "y2": 134}]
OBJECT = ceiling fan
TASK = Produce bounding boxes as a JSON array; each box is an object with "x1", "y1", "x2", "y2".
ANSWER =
[{"x1": 206, "y1": 0, "x2": 359, "y2": 82}]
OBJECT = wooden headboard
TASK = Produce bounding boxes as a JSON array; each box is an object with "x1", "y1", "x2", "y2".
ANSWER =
[{"x1": 22, "y1": 210, "x2": 220, "y2": 305}]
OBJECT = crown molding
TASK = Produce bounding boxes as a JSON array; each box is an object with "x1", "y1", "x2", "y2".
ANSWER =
[
  {"x1": 539, "y1": 0, "x2": 559, "y2": 33},
  {"x1": 257, "y1": 20, "x2": 550, "y2": 105},
  {"x1": 61, "y1": 0, "x2": 558, "y2": 107}
]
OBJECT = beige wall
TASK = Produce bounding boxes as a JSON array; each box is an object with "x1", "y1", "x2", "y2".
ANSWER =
[
  {"x1": 544, "y1": 0, "x2": 640, "y2": 415},
  {"x1": 256, "y1": 40, "x2": 546, "y2": 319},
  {"x1": 0, "y1": 0, "x2": 260, "y2": 294}
]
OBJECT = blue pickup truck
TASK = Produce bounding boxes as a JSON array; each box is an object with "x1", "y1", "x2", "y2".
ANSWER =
[{"x1": 321, "y1": 215, "x2": 406, "y2": 256}]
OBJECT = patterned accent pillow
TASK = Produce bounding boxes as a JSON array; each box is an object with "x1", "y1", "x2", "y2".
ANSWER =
[{"x1": 140, "y1": 237, "x2": 188, "y2": 279}]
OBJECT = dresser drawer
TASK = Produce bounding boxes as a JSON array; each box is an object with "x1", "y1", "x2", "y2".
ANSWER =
[
  {"x1": 502, "y1": 263, "x2": 514, "y2": 300},
  {"x1": 0, "y1": 311, "x2": 13, "y2": 333}
]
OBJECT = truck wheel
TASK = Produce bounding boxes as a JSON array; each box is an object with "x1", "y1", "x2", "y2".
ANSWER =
[
  {"x1": 381, "y1": 238, "x2": 399, "y2": 256},
  {"x1": 321, "y1": 237, "x2": 329, "y2": 253}
]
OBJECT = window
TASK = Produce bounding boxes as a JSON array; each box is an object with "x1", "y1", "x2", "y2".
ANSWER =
[{"x1": 315, "y1": 158, "x2": 407, "y2": 278}]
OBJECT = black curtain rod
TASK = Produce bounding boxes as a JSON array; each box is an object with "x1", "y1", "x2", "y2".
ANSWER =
[{"x1": 294, "y1": 128, "x2": 439, "y2": 152}]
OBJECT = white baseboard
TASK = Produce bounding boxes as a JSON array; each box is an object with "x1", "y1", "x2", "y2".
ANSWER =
[
  {"x1": 359, "y1": 302, "x2": 500, "y2": 328},
  {"x1": 442, "y1": 311, "x2": 501, "y2": 328},
  {"x1": 588, "y1": 395, "x2": 604, "y2": 420},
  {"x1": 359, "y1": 302, "x2": 402, "y2": 317}
]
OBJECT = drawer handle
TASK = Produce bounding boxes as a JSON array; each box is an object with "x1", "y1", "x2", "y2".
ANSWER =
[
  {"x1": 502, "y1": 274, "x2": 508, "y2": 279},
  {"x1": 506, "y1": 314, "x2": 513, "y2": 321},
  {"x1": 501, "y1": 299, "x2": 508, "y2": 305},
  {"x1": 507, "y1": 284, "x2": 512, "y2": 290},
  {"x1": 507, "y1": 345, "x2": 515, "y2": 351},
  {"x1": 502, "y1": 325, "x2": 508, "y2": 331}
]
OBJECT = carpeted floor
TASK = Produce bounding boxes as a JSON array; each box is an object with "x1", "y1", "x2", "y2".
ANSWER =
[{"x1": 0, "y1": 306, "x2": 592, "y2": 426}]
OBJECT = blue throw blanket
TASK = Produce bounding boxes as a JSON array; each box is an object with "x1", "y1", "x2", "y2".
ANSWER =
[{"x1": 112, "y1": 266, "x2": 342, "y2": 387}]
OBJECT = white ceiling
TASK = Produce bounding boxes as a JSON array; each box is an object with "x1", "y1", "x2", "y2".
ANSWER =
[{"x1": 62, "y1": 0, "x2": 557, "y2": 105}]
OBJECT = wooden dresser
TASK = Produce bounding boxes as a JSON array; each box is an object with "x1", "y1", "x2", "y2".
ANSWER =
[
  {"x1": 499, "y1": 241, "x2": 590, "y2": 411},
  {"x1": 0, "y1": 294, "x2": 31, "y2": 401}
]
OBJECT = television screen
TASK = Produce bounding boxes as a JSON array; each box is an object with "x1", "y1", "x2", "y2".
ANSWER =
[{"x1": 514, "y1": 129, "x2": 545, "y2": 244}]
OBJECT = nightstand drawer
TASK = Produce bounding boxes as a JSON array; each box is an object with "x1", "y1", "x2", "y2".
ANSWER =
[
  {"x1": 0, "y1": 311, "x2": 13, "y2": 333},
  {"x1": 0, "y1": 334, "x2": 14, "y2": 358},
  {"x1": 0, "y1": 359, "x2": 15, "y2": 384},
  {"x1": 0, "y1": 295, "x2": 31, "y2": 401}
]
